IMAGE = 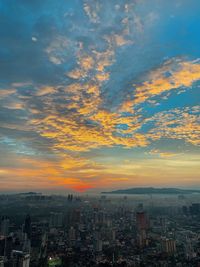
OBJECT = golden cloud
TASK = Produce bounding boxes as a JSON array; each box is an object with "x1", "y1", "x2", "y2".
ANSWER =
[
  {"x1": 121, "y1": 59, "x2": 200, "y2": 112},
  {"x1": 148, "y1": 107, "x2": 200, "y2": 146}
]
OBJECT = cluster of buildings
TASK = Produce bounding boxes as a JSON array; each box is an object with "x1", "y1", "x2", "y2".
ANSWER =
[
  {"x1": 0, "y1": 193, "x2": 200, "y2": 266},
  {"x1": 0, "y1": 215, "x2": 31, "y2": 266}
]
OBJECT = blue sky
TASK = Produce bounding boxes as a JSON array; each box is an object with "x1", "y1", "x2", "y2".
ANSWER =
[{"x1": 0, "y1": 0, "x2": 199, "y2": 192}]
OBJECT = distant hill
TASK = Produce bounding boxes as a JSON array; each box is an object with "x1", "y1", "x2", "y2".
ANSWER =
[
  {"x1": 101, "y1": 187, "x2": 200, "y2": 195},
  {"x1": 17, "y1": 192, "x2": 41, "y2": 195}
]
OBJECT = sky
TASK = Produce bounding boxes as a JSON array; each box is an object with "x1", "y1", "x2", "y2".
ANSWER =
[{"x1": 0, "y1": 0, "x2": 199, "y2": 193}]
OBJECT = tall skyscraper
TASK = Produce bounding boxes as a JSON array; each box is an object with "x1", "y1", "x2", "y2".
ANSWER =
[
  {"x1": 0, "y1": 217, "x2": 9, "y2": 237},
  {"x1": 23, "y1": 215, "x2": 31, "y2": 240},
  {"x1": 68, "y1": 226, "x2": 76, "y2": 242},
  {"x1": 136, "y1": 211, "x2": 148, "y2": 231},
  {"x1": 0, "y1": 237, "x2": 5, "y2": 257},
  {"x1": 4, "y1": 236, "x2": 13, "y2": 260},
  {"x1": 136, "y1": 211, "x2": 149, "y2": 248}
]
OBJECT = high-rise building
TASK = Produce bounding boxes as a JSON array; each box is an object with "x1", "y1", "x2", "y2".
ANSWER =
[
  {"x1": 190, "y1": 203, "x2": 200, "y2": 215},
  {"x1": 72, "y1": 209, "x2": 81, "y2": 224},
  {"x1": 49, "y1": 212, "x2": 63, "y2": 228},
  {"x1": 11, "y1": 250, "x2": 30, "y2": 267},
  {"x1": 0, "y1": 237, "x2": 5, "y2": 257},
  {"x1": 111, "y1": 229, "x2": 116, "y2": 241},
  {"x1": 4, "y1": 236, "x2": 13, "y2": 260},
  {"x1": 99, "y1": 211, "x2": 107, "y2": 225},
  {"x1": 0, "y1": 256, "x2": 4, "y2": 267},
  {"x1": 137, "y1": 229, "x2": 148, "y2": 247},
  {"x1": 68, "y1": 227, "x2": 76, "y2": 242},
  {"x1": 136, "y1": 211, "x2": 148, "y2": 231},
  {"x1": 23, "y1": 215, "x2": 31, "y2": 240},
  {"x1": 159, "y1": 216, "x2": 167, "y2": 233},
  {"x1": 95, "y1": 239, "x2": 103, "y2": 252},
  {"x1": 0, "y1": 217, "x2": 9, "y2": 237},
  {"x1": 184, "y1": 237, "x2": 196, "y2": 259},
  {"x1": 39, "y1": 232, "x2": 48, "y2": 261},
  {"x1": 136, "y1": 211, "x2": 149, "y2": 248},
  {"x1": 161, "y1": 238, "x2": 176, "y2": 255}
]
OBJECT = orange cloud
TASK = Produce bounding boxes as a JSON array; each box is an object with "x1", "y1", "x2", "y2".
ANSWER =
[
  {"x1": 35, "y1": 86, "x2": 57, "y2": 96},
  {"x1": 148, "y1": 149, "x2": 181, "y2": 158},
  {"x1": 148, "y1": 106, "x2": 200, "y2": 146},
  {"x1": 78, "y1": 55, "x2": 94, "y2": 71},
  {"x1": 121, "y1": 59, "x2": 200, "y2": 112}
]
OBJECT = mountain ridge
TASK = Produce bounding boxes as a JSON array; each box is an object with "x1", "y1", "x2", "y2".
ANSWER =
[{"x1": 101, "y1": 187, "x2": 200, "y2": 194}]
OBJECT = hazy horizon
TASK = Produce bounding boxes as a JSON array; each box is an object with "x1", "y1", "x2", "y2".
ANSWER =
[{"x1": 1, "y1": 186, "x2": 200, "y2": 196}]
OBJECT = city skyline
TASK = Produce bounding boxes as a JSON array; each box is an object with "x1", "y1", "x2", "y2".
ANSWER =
[{"x1": 0, "y1": 0, "x2": 200, "y2": 192}]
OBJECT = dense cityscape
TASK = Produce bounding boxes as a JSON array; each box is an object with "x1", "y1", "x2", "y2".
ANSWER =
[
  {"x1": 1, "y1": 0, "x2": 200, "y2": 266},
  {"x1": 0, "y1": 192, "x2": 200, "y2": 267}
]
